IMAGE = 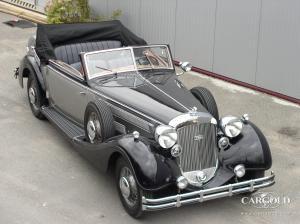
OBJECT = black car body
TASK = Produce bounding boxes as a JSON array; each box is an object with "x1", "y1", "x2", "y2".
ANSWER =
[{"x1": 16, "y1": 21, "x2": 274, "y2": 217}]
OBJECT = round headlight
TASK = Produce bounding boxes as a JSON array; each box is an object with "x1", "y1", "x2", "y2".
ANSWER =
[
  {"x1": 155, "y1": 125, "x2": 177, "y2": 149},
  {"x1": 220, "y1": 116, "x2": 244, "y2": 138}
]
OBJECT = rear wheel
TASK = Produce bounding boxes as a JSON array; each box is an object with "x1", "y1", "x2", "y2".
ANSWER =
[
  {"x1": 84, "y1": 101, "x2": 115, "y2": 143},
  {"x1": 115, "y1": 157, "x2": 143, "y2": 218},
  {"x1": 27, "y1": 74, "x2": 46, "y2": 120},
  {"x1": 191, "y1": 87, "x2": 219, "y2": 120}
]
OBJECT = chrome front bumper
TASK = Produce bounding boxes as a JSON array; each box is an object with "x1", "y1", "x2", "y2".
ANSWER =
[{"x1": 142, "y1": 171, "x2": 275, "y2": 211}]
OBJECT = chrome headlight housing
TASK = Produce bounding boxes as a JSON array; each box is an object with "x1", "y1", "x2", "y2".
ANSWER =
[
  {"x1": 220, "y1": 116, "x2": 244, "y2": 138},
  {"x1": 155, "y1": 125, "x2": 177, "y2": 149}
]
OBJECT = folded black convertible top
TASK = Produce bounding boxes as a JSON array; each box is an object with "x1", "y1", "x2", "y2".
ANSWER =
[{"x1": 36, "y1": 20, "x2": 147, "y2": 63}]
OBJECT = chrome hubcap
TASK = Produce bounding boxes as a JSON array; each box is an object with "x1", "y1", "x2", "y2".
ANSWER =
[
  {"x1": 120, "y1": 177, "x2": 131, "y2": 198},
  {"x1": 119, "y1": 167, "x2": 138, "y2": 207},
  {"x1": 28, "y1": 87, "x2": 38, "y2": 110},
  {"x1": 87, "y1": 120, "x2": 96, "y2": 141},
  {"x1": 29, "y1": 87, "x2": 36, "y2": 104},
  {"x1": 87, "y1": 112, "x2": 101, "y2": 143}
]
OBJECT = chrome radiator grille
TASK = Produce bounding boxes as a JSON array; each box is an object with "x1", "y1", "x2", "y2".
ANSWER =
[{"x1": 177, "y1": 123, "x2": 218, "y2": 172}]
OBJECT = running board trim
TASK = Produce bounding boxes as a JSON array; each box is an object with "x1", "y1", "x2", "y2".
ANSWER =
[{"x1": 41, "y1": 106, "x2": 84, "y2": 139}]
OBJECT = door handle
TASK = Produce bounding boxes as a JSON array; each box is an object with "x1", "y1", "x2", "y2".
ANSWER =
[{"x1": 79, "y1": 91, "x2": 86, "y2": 96}]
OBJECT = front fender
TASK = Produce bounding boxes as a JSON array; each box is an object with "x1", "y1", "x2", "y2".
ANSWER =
[
  {"x1": 219, "y1": 122, "x2": 272, "y2": 170},
  {"x1": 71, "y1": 135, "x2": 181, "y2": 191},
  {"x1": 117, "y1": 136, "x2": 181, "y2": 191}
]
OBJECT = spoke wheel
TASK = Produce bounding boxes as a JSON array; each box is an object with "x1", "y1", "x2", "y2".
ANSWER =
[
  {"x1": 28, "y1": 86, "x2": 38, "y2": 110},
  {"x1": 116, "y1": 158, "x2": 143, "y2": 218},
  {"x1": 27, "y1": 74, "x2": 46, "y2": 120},
  {"x1": 86, "y1": 112, "x2": 102, "y2": 143},
  {"x1": 119, "y1": 167, "x2": 139, "y2": 207},
  {"x1": 84, "y1": 101, "x2": 115, "y2": 143}
]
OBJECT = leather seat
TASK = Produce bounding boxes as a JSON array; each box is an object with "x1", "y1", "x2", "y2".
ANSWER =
[
  {"x1": 54, "y1": 40, "x2": 122, "y2": 68},
  {"x1": 69, "y1": 62, "x2": 82, "y2": 71}
]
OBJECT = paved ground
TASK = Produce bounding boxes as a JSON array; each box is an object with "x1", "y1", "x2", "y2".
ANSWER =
[{"x1": 0, "y1": 12, "x2": 299, "y2": 224}]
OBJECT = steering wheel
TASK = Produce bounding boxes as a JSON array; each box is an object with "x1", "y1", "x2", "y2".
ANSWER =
[{"x1": 136, "y1": 56, "x2": 150, "y2": 66}]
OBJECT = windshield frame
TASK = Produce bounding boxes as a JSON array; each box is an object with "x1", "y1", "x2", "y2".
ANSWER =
[{"x1": 82, "y1": 44, "x2": 175, "y2": 80}]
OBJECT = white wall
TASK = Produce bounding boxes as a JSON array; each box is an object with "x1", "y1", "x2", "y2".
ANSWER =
[
  {"x1": 87, "y1": 0, "x2": 300, "y2": 99},
  {"x1": 256, "y1": 0, "x2": 300, "y2": 99}
]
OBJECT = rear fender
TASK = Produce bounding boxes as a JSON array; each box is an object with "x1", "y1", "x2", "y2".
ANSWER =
[{"x1": 19, "y1": 56, "x2": 45, "y2": 90}]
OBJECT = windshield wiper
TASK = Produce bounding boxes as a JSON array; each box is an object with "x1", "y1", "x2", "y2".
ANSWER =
[
  {"x1": 97, "y1": 73, "x2": 118, "y2": 84},
  {"x1": 96, "y1": 65, "x2": 114, "y2": 73},
  {"x1": 95, "y1": 65, "x2": 119, "y2": 83}
]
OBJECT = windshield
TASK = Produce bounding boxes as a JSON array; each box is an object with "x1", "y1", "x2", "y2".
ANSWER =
[
  {"x1": 133, "y1": 46, "x2": 173, "y2": 70},
  {"x1": 84, "y1": 45, "x2": 174, "y2": 80}
]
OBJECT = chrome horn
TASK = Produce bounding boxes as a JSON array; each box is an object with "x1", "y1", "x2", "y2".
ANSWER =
[{"x1": 177, "y1": 61, "x2": 192, "y2": 76}]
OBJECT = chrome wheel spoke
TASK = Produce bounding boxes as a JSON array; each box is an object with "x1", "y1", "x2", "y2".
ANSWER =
[
  {"x1": 119, "y1": 167, "x2": 138, "y2": 207},
  {"x1": 87, "y1": 112, "x2": 102, "y2": 143},
  {"x1": 28, "y1": 86, "x2": 38, "y2": 110}
]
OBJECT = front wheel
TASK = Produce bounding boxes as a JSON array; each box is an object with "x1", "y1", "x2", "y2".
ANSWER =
[
  {"x1": 191, "y1": 87, "x2": 219, "y2": 120},
  {"x1": 116, "y1": 157, "x2": 144, "y2": 218}
]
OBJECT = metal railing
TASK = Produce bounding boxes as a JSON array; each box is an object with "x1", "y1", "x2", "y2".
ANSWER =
[{"x1": 2, "y1": 0, "x2": 45, "y2": 13}]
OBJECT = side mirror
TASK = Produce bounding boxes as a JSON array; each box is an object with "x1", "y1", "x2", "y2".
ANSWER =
[{"x1": 177, "y1": 62, "x2": 192, "y2": 76}]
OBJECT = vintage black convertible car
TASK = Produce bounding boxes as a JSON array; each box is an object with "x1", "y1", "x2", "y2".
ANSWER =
[{"x1": 15, "y1": 21, "x2": 274, "y2": 217}]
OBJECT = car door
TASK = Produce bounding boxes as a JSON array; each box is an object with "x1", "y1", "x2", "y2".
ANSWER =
[{"x1": 45, "y1": 60, "x2": 88, "y2": 124}]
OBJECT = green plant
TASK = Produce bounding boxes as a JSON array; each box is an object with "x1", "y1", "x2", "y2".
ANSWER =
[
  {"x1": 77, "y1": 0, "x2": 90, "y2": 19},
  {"x1": 45, "y1": 0, "x2": 86, "y2": 23},
  {"x1": 110, "y1": 9, "x2": 122, "y2": 20},
  {"x1": 45, "y1": 0, "x2": 122, "y2": 24}
]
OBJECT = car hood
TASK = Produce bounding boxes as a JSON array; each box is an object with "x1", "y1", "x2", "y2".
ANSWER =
[{"x1": 89, "y1": 72, "x2": 208, "y2": 124}]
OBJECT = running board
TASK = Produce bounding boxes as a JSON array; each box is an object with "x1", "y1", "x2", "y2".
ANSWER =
[{"x1": 41, "y1": 106, "x2": 84, "y2": 139}]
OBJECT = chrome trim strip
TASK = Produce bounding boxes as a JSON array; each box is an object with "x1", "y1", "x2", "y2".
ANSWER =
[
  {"x1": 47, "y1": 65, "x2": 163, "y2": 125},
  {"x1": 49, "y1": 60, "x2": 84, "y2": 80},
  {"x1": 136, "y1": 72, "x2": 190, "y2": 112},
  {"x1": 84, "y1": 46, "x2": 132, "y2": 57},
  {"x1": 169, "y1": 112, "x2": 216, "y2": 128},
  {"x1": 142, "y1": 172, "x2": 275, "y2": 211}
]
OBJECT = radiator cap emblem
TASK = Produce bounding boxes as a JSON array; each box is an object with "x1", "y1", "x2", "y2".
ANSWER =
[
  {"x1": 190, "y1": 107, "x2": 198, "y2": 117},
  {"x1": 194, "y1": 134, "x2": 204, "y2": 141}
]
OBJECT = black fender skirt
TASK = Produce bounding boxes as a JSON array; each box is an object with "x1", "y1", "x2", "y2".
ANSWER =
[
  {"x1": 72, "y1": 135, "x2": 181, "y2": 191},
  {"x1": 218, "y1": 121, "x2": 272, "y2": 170}
]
